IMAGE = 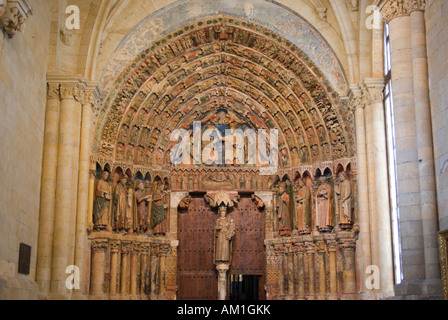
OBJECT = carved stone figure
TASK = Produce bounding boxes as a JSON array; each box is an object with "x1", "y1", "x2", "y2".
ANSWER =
[
  {"x1": 93, "y1": 171, "x2": 112, "y2": 229},
  {"x1": 112, "y1": 175, "x2": 133, "y2": 232},
  {"x1": 295, "y1": 178, "x2": 312, "y2": 234},
  {"x1": 150, "y1": 183, "x2": 169, "y2": 235},
  {"x1": 134, "y1": 180, "x2": 151, "y2": 233},
  {"x1": 316, "y1": 177, "x2": 334, "y2": 232},
  {"x1": 214, "y1": 206, "x2": 236, "y2": 264},
  {"x1": 276, "y1": 182, "x2": 292, "y2": 236},
  {"x1": 336, "y1": 172, "x2": 353, "y2": 228}
]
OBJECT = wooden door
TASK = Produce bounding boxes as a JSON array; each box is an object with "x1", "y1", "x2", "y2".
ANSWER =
[
  {"x1": 178, "y1": 195, "x2": 217, "y2": 300},
  {"x1": 230, "y1": 195, "x2": 266, "y2": 299}
]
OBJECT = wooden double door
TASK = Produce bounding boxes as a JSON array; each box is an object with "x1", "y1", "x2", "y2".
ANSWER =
[{"x1": 177, "y1": 194, "x2": 265, "y2": 300}]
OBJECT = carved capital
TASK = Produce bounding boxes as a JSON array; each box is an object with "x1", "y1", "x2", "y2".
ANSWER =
[
  {"x1": 362, "y1": 79, "x2": 385, "y2": 105},
  {"x1": 0, "y1": 0, "x2": 33, "y2": 38},
  {"x1": 339, "y1": 239, "x2": 356, "y2": 251},
  {"x1": 47, "y1": 82, "x2": 60, "y2": 100},
  {"x1": 131, "y1": 242, "x2": 141, "y2": 255},
  {"x1": 110, "y1": 240, "x2": 121, "y2": 253},
  {"x1": 140, "y1": 242, "x2": 150, "y2": 254},
  {"x1": 380, "y1": 0, "x2": 426, "y2": 23},
  {"x1": 91, "y1": 239, "x2": 109, "y2": 252},
  {"x1": 348, "y1": 86, "x2": 364, "y2": 113},
  {"x1": 60, "y1": 82, "x2": 80, "y2": 101},
  {"x1": 120, "y1": 241, "x2": 132, "y2": 254}
]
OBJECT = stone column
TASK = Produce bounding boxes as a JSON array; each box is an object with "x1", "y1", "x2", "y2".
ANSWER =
[
  {"x1": 381, "y1": 0, "x2": 425, "y2": 295},
  {"x1": 89, "y1": 239, "x2": 108, "y2": 300},
  {"x1": 349, "y1": 87, "x2": 373, "y2": 298},
  {"x1": 264, "y1": 243, "x2": 279, "y2": 300},
  {"x1": 316, "y1": 241, "x2": 327, "y2": 300},
  {"x1": 327, "y1": 239, "x2": 338, "y2": 300},
  {"x1": 139, "y1": 243, "x2": 150, "y2": 298},
  {"x1": 50, "y1": 79, "x2": 83, "y2": 300},
  {"x1": 295, "y1": 244, "x2": 305, "y2": 300},
  {"x1": 120, "y1": 241, "x2": 132, "y2": 299},
  {"x1": 409, "y1": 7, "x2": 441, "y2": 287},
  {"x1": 150, "y1": 243, "x2": 159, "y2": 300},
  {"x1": 286, "y1": 246, "x2": 295, "y2": 299},
  {"x1": 73, "y1": 85, "x2": 98, "y2": 300},
  {"x1": 363, "y1": 79, "x2": 395, "y2": 298},
  {"x1": 109, "y1": 240, "x2": 120, "y2": 299},
  {"x1": 340, "y1": 238, "x2": 357, "y2": 298},
  {"x1": 130, "y1": 243, "x2": 140, "y2": 300},
  {"x1": 36, "y1": 81, "x2": 60, "y2": 297},
  {"x1": 216, "y1": 264, "x2": 230, "y2": 301},
  {"x1": 305, "y1": 242, "x2": 315, "y2": 300}
]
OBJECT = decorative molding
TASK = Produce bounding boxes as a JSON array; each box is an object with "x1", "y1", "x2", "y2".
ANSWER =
[{"x1": 0, "y1": 0, "x2": 33, "y2": 38}]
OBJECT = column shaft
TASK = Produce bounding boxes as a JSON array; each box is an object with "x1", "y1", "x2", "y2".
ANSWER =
[
  {"x1": 50, "y1": 82, "x2": 80, "y2": 299},
  {"x1": 36, "y1": 82, "x2": 60, "y2": 296},
  {"x1": 410, "y1": 10, "x2": 440, "y2": 282}
]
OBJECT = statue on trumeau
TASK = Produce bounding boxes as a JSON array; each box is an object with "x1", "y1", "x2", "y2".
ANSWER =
[{"x1": 214, "y1": 205, "x2": 236, "y2": 264}]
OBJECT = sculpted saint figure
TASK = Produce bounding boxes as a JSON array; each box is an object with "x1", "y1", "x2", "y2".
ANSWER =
[
  {"x1": 93, "y1": 171, "x2": 112, "y2": 229},
  {"x1": 134, "y1": 181, "x2": 151, "y2": 233},
  {"x1": 336, "y1": 172, "x2": 353, "y2": 227},
  {"x1": 214, "y1": 206, "x2": 236, "y2": 264},
  {"x1": 276, "y1": 182, "x2": 292, "y2": 236},
  {"x1": 295, "y1": 179, "x2": 312, "y2": 234},
  {"x1": 150, "y1": 183, "x2": 169, "y2": 235},
  {"x1": 112, "y1": 175, "x2": 132, "y2": 232},
  {"x1": 316, "y1": 177, "x2": 334, "y2": 232}
]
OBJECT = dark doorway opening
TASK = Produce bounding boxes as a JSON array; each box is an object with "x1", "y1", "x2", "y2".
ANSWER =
[{"x1": 230, "y1": 275, "x2": 262, "y2": 301}]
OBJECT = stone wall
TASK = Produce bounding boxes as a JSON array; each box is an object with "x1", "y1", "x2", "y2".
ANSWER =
[
  {"x1": 426, "y1": 0, "x2": 448, "y2": 231},
  {"x1": 0, "y1": 0, "x2": 51, "y2": 300}
]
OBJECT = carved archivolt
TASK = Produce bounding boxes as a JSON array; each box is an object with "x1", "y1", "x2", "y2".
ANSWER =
[{"x1": 92, "y1": 16, "x2": 355, "y2": 172}]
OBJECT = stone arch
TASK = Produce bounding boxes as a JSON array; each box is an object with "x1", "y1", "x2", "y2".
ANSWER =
[{"x1": 91, "y1": 16, "x2": 355, "y2": 173}]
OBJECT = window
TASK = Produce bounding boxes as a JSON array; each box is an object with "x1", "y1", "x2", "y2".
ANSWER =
[{"x1": 384, "y1": 23, "x2": 403, "y2": 285}]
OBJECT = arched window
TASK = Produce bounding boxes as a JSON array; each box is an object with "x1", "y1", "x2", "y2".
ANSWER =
[{"x1": 384, "y1": 23, "x2": 403, "y2": 285}]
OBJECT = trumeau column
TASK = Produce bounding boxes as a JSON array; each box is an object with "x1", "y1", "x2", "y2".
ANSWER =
[
  {"x1": 380, "y1": 0, "x2": 442, "y2": 297},
  {"x1": 36, "y1": 81, "x2": 61, "y2": 298},
  {"x1": 0, "y1": 0, "x2": 33, "y2": 38},
  {"x1": 73, "y1": 85, "x2": 99, "y2": 300},
  {"x1": 363, "y1": 79, "x2": 395, "y2": 298},
  {"x1": 50, "y1": 78, "x2": 84, "y2": 300},
  {"x1": 349, "y1": 87, "x2": 373, "y2": 299}
]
